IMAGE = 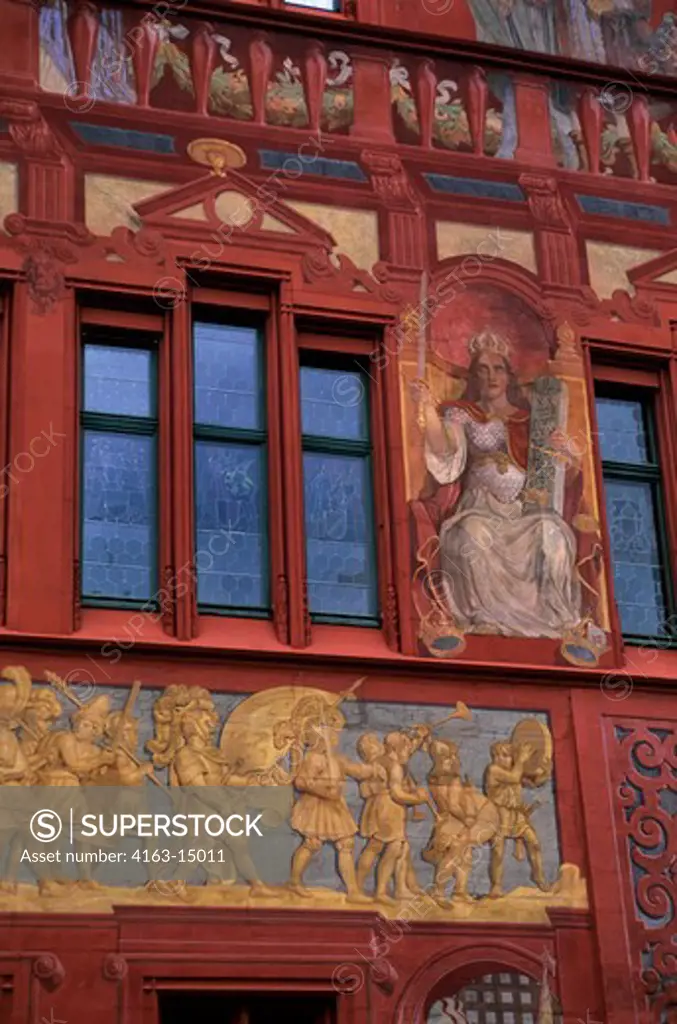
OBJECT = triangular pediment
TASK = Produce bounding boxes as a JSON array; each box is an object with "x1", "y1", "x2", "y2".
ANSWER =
[
  {"x1": 627, "y1": 247, "x2": 677, "y2": 293},
  {"x1": 132, "y1": 170, "x2": 336, "y2": 255}
]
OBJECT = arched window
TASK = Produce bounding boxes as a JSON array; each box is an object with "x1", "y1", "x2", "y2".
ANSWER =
[{"x1": 427, "y1": 970, "x2": 562, "y2": 1024}]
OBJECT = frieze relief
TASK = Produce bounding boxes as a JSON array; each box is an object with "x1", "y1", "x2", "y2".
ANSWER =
[{"x1": 0, "y1": 666, "x2": 586, "y2": 919}]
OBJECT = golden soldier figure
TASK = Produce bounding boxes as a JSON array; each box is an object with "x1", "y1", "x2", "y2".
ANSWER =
[
  {"x1": 484, "y1": 725, "x2": 552, "y2": 898},
  {"x1": 19, "y1": 688, "x2": 62, "y2": 766},
  {"x1": 0, "y1": 668, "x2": 33, "y2": 787},
  {"x1": 35, "y1": 693, "x2": 114, "y2": 893},
  {"x1": 361, "y1": 729, "x2": 433, "y2": 904},
  {"x1": 288, "y1": 698, "x2": 375, "y2": 903},
  {"x1": 423, "y1": 738, "x2": 497, "y2": 905},
  {"x1": 102, "y1": 711, "x2": 154, "y2": 787},
  {"x1": 37, "y1": 695, "x2": 114, "y2": 787},
  {"x1": 1, "y1": 675, "x2": 65, "y2": 892},
  {"x1": 0, "y1": 669, "x2": 35, "y2": 894},
  {"x1": 148, "y1": 684, "x2": 277, "y2": 898},
  {"x1": 355, "y1": 732, "x2": 388, "y2": 894}
]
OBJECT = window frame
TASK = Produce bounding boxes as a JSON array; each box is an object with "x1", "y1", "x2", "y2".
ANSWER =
[
  {"x1": 79, "y1": 323, "x2": 161, "y2": 612},
  {"x1": 592, "y1": 362, "x2": 677, "y2": 647},
  {"x1": 74, "y1": 287, "x2": 401, "y2": 652},
  {"x1": 191, "y1": 310, "x2": 271, "y2": 619},
  {"x1": 299, "y1": 350, "x2": 380, "y2": 628}
]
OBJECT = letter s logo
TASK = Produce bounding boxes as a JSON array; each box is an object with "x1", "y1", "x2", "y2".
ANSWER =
[{"x1": 30, "y1": 809, "x2": 63, "y2": 843}]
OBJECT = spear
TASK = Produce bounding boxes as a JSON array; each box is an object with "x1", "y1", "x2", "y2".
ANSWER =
[
  {"x1": 333, "y1": 676, "x2": 367, "y2": 706},
  {"x1": 44, "y1": 671, "x2": 168, "y2": 792},
  {"x1": 308, "y1": 677, "x2": 368, "y2": 788},
  {"x1": 111, "y1": 680, "x2": 142, "y2": 750}
]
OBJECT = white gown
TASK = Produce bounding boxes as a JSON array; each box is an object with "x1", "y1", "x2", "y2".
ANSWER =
[{"x1": 425, "y1": 406, "x2": 581, "y2": 638}]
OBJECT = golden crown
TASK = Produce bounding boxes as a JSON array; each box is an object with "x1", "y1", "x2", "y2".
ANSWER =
[{"x1": 468, "y1": 330, "x2": 510, "y2": 359}]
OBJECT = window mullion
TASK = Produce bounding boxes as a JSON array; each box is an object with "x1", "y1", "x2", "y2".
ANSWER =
[
  {"x1": 278, "y1": 297, "x2": 308, "y2": 647},
  {"x1": 82, "y1": 413, "x2": 156, "y2": 435},
  {"x1": 266, "y1": 294, "x2": 289, "y2": 643},
  {"x1": 168, "y1": 292, "x2": 195, "y2": 639},
  {"x1": 302, "y1": 435, "x2": 371, "y2": 457},
  {"x1": 157, "y1": 309, "x2": 176, "y2": 637},
  {"x1": 194, "y1": 425, "x2": 267, "y2": 445},
  {"x1": 601, "y1": 461, "x2": 660, "y2": 482}
]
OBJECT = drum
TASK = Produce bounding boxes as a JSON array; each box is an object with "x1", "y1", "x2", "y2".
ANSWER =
[{"x1": 510, "y1": 718, "x2": 553, "y2": 782}]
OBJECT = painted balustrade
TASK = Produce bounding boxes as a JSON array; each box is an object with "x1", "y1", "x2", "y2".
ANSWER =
[{"x1": 59, "y1": 0, "x2": 669, "y2": 183}]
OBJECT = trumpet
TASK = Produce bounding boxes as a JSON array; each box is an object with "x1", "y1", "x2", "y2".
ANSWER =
[
  {"x1": 406, "y1": 701, "x2": 473, "y2": 741},
  {"x1": 406, "y1": 701, "x2": 472, "y2": 820}
]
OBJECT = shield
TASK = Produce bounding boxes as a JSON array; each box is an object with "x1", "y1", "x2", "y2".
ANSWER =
[{"x1": 218, "y1": 686, "x2": 337, "y2": 774}]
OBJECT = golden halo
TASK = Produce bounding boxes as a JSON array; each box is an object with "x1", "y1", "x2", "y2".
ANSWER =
[{"x1": 187, "y1": 138, "x2": 247, "y2": 176}]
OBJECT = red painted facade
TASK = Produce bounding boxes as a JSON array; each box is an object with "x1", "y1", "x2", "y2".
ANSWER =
[{"x1": 0, "y1": 1, "x2": 676, "y2": 1022}]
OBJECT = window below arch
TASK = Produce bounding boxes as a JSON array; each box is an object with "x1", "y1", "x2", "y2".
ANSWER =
[{"x1": 427, "y1": 970, "x2": 562, "y2": 1024}]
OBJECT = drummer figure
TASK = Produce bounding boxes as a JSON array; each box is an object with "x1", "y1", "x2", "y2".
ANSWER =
[{"x1": 484, "y1": 739, "x2": 551, "y2": 898}]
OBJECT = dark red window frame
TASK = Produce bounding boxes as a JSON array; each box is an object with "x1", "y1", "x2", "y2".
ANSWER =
[
  {"x1": 74, "y1": 278, "x2": 401, "y2": 652},
  {"x1": 588, "y1": 355, "x2": 677, "y2": 647}
]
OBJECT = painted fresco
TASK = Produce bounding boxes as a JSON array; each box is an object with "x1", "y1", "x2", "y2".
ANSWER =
[
  {"x1": 648, "y1": 100, "x2": 677, "y2": 182},
  {"x1": 551, "y1": 85, "x2": 677, "y2": 182},
  {"x1": 39, "y1": 0, "x2": 677, "y2": 176},
  {"x1": 41, "y1": 0, "x2": 135, "y2": 102},
  {"x1": 465, "y1": 0, "x2": 675, "y2": 69},
  {"x1": 0, "y1": 669, "x2": 586, "y2": 920},
  {"x1": 39, "y1": 0, "x2": 354, "y2": 130},
  {"x1": 393, "y1": 0, "x2": 677, "y2": 75},
  {"x1": 391, "y1": 60, "x2": 508, "y2": 157},
  {"x1": 593, "y1": 99, "x2": 677, "y2": 181},
  {"x1": 401, "y1": 286, "x2": 610, "y2": 662}
]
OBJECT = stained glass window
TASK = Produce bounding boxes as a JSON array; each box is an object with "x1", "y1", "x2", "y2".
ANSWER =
[
  {"x1": 84, "y1": 345, "x2": 154, "y2": 418},
  {"x1": 595, "y1": 396, "x2": 648, "y2": 463},
  {"x1": 301, "y1": 362, "x2": 378, "y2": 624},
  {"x1": 81, "y1": 338, "x2": 157, "y2": 604},
  {"x1": 193, "y1": 321, "x2": 268, "y2": 615},
  {"x1": 194, "y1": 322, "x2": 262, "y2": 431},
  {"x1": 595, "y1": 390, "x2": 674, "y2": 640}
]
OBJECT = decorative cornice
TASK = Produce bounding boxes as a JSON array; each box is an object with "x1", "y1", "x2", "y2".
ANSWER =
[
  {"x1": 301, "y1": 248, "x2": 403, "y2": 305},
  {"x1": 0, "y1": 100, "x2": 62, "y2": 159},
  {"x1": 361, "y1": 150, "x2": 421, "y2": 210}
]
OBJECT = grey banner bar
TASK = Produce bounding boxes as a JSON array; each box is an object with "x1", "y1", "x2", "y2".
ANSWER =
[{"x1": 0, "y1": 786, "x2": 294, "y2": 886}]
